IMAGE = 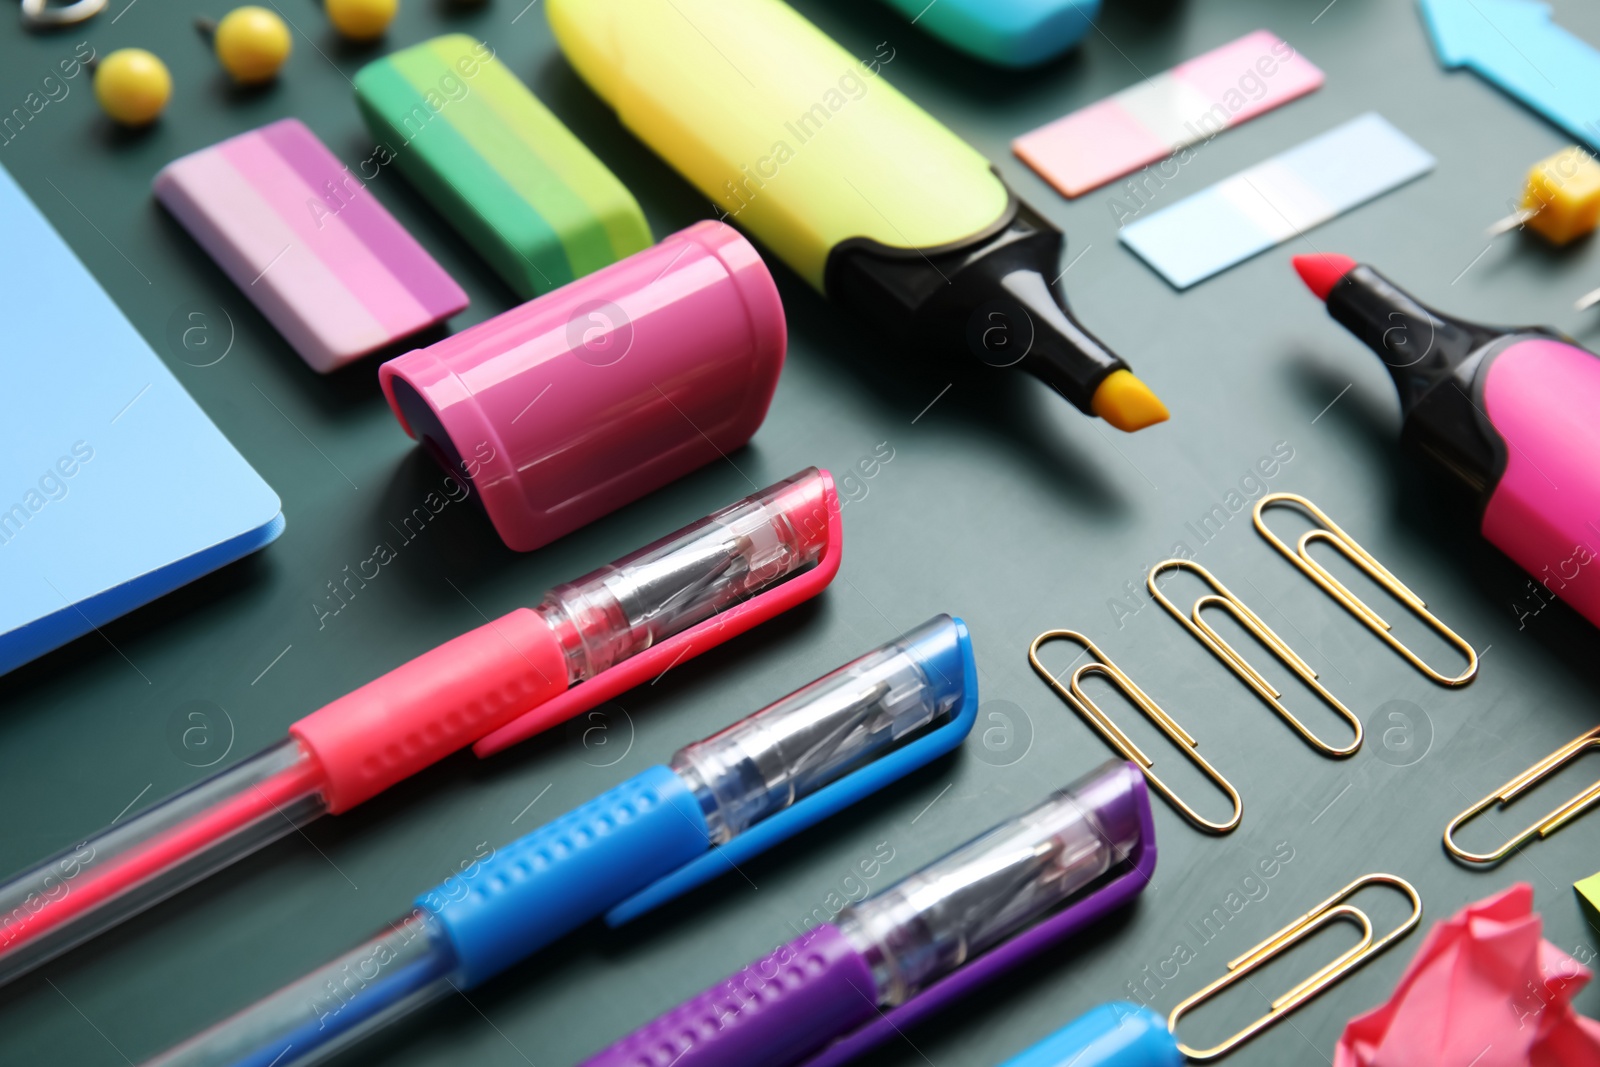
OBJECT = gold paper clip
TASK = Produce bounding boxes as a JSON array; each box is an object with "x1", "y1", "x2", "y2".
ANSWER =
[
  {"x1": 21, "y1": 0, "x2": 106, "y2": 28},
  {"x1": 1444, "y1": 726, "x2": 1600, "y2": 865},
  {"x1": 1168, "y1": 873, "x2": 1423, "y2": 1061},
  {"x1": 1148, "y1": 559, "x2": 1362, "y2": 757},
  {"x1": 1254, "y1": 493, "x2": 1477, "y2": 687},
  {"x1": 1029, "y1": 630, "x2": 1242, "y2": 834}
]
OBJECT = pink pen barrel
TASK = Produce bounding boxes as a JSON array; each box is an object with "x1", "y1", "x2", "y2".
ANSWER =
[
  {"x1": 0, "y1": 610, "x2": 566, "y2": 985},
  {"x1": 0, "y1": 470, "x2": 839, "y2": 987},
  {"x1": 1480, "y1": 339, "x2": 1600, "y2": 628},
  {"x1": 0, "y1": 741, "x2": 326, "y2": 985},
  {"x1": 291, "y1": 608, "x2": 569, "y2": 813}
]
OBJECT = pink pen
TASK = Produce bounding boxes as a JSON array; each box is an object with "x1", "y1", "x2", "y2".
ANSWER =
[{"x1": 0, "y1": 468, "x2": 839, "y2": 987}]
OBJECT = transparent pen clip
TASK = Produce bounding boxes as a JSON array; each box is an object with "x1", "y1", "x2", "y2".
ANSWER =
[
  {"x1": 605, "y1": 618, "x2": 980, "y2": 926},
  {"x1": 473, "y1": 469, "x2": 845, "y2": 757}
]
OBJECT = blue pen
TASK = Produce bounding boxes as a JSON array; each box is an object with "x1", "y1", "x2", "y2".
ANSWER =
[
  {"x1": 999, "y1": 1004, "x2": 1182, "y2": 1067},
  {"x1": 142, "y1": 615, "x2": 978, "y2": 1067}
]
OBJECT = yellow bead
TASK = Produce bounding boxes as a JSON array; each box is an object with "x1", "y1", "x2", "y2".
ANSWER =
[
  {"x1": 325, "y1": 0, "x2": 397, "y2": 40},
  {"x1": 94, "y1": 48, "x2": 172, "y2": 126},
  {"x1": 1521, "y1": 147, "x2": 1600, "y2": 246},
  {"x1": 215, "y1": 6, "x2": 293, "y2": 85}
]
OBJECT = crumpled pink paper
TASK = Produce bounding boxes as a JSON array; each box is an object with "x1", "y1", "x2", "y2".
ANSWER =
[{"x1": 1334, "y1": 883, "x2": 1600, "y2": 1067}]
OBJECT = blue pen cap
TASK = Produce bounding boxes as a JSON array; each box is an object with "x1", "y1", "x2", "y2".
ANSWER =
[
  {"x1": 1000, "y1": 1003, "x2": 1182, "y2": 1067},
  {"x1": 608, "y1": 616, "x2": 976, "y2": 925},
  {"x1": 670, "y1": 614, "x2": 967, "y2": 844}
]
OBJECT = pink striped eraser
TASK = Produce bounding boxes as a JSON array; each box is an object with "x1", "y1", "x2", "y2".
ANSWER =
[
  {"x1": 155, "y1": 119, "x2": 468, "y2": 373},
  {"x1": 1013, "y1": 30, "x2": 1324, "y2": 199}
]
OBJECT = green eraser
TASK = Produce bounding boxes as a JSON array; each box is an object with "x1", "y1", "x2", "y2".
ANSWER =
[
  {"x1": 1577, "y1": 870, "x2": 1600, "y2": 930},
  {"x1": 354, "y1": 34, "x2": 652, "y2": 299}
]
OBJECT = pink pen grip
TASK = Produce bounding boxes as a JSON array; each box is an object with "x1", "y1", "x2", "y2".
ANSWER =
[
  {"x1": 1480, "y1": 339, "x2": 1600, "y2": 629},
  {"x1": 581, "y1": 924, "x2": 877, "y2": 1067},
  {"x1": 291, "y1": 609, "x2": 568, "y2": 812}
]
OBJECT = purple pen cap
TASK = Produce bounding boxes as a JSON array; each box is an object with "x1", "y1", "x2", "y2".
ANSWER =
[{"x1": 1069, "y1": 758, "x2": 1144, "y2": 858}]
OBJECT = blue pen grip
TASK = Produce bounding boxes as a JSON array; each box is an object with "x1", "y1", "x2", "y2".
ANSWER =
[
  {"x1": 420, "y1": 764, "x2": 709, "y2": 986},
  {"x1": 999, "y1": 1004, "x2": 1181, "y2": 1067}
]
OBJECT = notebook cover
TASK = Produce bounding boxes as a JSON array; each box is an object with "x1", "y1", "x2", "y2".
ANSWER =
[{"x1": 0, "y1": 162, "x2": 284, "y2": 675}]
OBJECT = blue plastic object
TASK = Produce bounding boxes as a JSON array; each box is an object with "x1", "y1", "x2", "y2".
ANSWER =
[
  {"x1": 999, "y1": 1004, "x2": 1182, "y2": 1067},
  {"x1": 0, "y1": 161, "x2": 283, "y2": 676},
  {"x1": 1418, "y1": 0, "x2": 1600, "y2": 151},
  {"x1": 418, "y1": 616, "x2": 979, "y2": 984},
  {"x1": 877, "y1": 0, "x2": 1101, "y2": 68},
  {"x1": 604, "y1": 616, "x2": 980, "y2": 925},
  {"x1": 420, "y1": 764, "x2": 709, "y2": 987}
]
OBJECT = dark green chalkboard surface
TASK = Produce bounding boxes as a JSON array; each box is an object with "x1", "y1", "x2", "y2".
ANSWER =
[{"x1": 4, "y1": 1, "x2": 1600, "y2": 1064}]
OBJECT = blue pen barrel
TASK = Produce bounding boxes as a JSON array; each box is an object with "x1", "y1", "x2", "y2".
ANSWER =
[
  {"x1": 998, "y1": 1004, "x2": 1181, "y2": 1067},
  {"x1": 424, "y1": 765, "x2": 710, "y2": 986},
  {"x1": 421, "y1": 615, "x2": 967, "y2": 990},
  {"x1": 144, "y1": 910, "x2": 457, "y2": 1067},
  {"x1": 141, "y1": 772, "x2": 709, "y2": 1067}
]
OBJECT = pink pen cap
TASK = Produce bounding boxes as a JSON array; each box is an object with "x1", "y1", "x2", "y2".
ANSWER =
[{"x1": 380, "y1": 220, "x2": 787, "y2": 551}]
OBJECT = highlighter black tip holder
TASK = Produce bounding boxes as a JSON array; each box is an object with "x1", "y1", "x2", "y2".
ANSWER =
[
  {"x1": 1295, "y1": 252, "x2": 1600, "y2": 630},
  {"x1": 547, "y1": 0, "x2": 1168, "y2": 433},
  {"x1": 826, "y1": 192, "x2": 1126, "y2": 413}
]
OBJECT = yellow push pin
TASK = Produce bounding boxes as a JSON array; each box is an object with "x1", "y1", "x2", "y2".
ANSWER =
[
  {"x1": 204, "y1": 6, "x2": 293, "y2": 85},
  {"x1": 1488, "y1": 146, "x2": 1600, "y2": 245},
  {"x1": 93, "y1": 48, "x2": 172, "y2": 126},
  {"x1": 325, "y1": 0, "x2": 396, "y2": 41}
]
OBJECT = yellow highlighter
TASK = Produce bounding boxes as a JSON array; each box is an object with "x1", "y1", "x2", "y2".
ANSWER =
[{"x1": 547, "y1": 0, "x2": 1168, "y2": 432}]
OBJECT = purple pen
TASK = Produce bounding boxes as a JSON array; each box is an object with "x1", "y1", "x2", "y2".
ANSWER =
[{"x1": 580, "y1": 759, "x2": 1157, "y2": 1067}]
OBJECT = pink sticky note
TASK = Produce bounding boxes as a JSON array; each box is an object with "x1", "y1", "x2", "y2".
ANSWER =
[
  {"x1": 155, "y1": 119, "x2": 468, "y2": 373},
  {"x1": 1013, "y1": 30, "x2": 1324, "y2": 198}
]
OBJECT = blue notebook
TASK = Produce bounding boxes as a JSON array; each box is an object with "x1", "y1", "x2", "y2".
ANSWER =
[{"x1": 0, "y1": 162, "x2": 284, "y2": 676}]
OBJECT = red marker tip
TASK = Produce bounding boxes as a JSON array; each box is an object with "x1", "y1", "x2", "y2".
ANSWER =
[{"x1": 1292, "y1": 253, "x2": 1358, "y2": 301}]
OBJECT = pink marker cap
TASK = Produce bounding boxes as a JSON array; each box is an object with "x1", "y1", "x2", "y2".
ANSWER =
[{"x1": 380, "y1": 221, "x2": 786, "y2": 551}]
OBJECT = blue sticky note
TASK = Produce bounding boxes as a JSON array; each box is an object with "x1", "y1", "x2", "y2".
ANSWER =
[
  {"x1": 0, "y1": 163, "x2": 283, "y2": 675},
  {"x1": 1120, "y1": 113, "x2": 1436, "y2": 289}
]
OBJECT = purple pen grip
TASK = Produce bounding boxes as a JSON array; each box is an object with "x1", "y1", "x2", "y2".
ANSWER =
[{"x1": 580, "y1": 925, "x2": 876, "y2": 1067}]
